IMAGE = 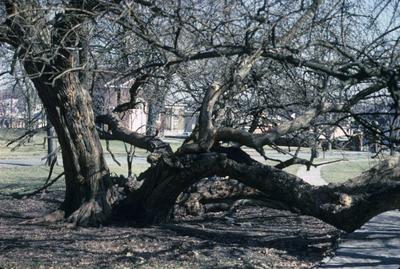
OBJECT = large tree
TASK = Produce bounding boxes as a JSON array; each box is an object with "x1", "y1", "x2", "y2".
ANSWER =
[{"x1": 0, "y1": 0, "x2": 399, "y2": 232}]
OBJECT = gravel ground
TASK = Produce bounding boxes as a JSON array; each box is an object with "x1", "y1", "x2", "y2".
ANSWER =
[{"x1": 0, "y1": 191, "x2": 340, "y2": 269}]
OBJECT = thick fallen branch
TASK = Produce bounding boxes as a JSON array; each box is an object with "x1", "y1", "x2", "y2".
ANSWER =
[
  {"x1": 119, "y1": 152, "x2": 400, "y2": 232},
  {"x1": 219, "y1": 156, "x2": 400, "y2": 232}
]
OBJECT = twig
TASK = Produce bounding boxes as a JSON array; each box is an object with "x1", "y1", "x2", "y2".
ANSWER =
[
  {"x1": 6, "y1": 129, "x2": 37, "y2": 147},
  {"x1": 43, "y1": 156, "x2": 58, "y2": 186},
  {"x1": 314, "y1": 158, "x2": 347, "y2": 167},
  {"x1": 41, "y1": 146, "x2": 60, "y2": 162},
  {"x1": 11, "y1": 172, "x2": 65, "y2": 199},
  {"x1": 106, "y1": 140, "x2": 121, "y2": 166}
]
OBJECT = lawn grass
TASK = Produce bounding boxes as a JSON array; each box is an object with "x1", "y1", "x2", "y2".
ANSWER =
[
  {"x1": 0, "y1": 163, "x2": 150, "y2": 196},
  {"x1": 320, "y1": 159, "x2": 379, "y2": 184},
  {"x1": 0, "y1": 165, "x2": 65, "y2": 195},
  {"x1": 0, "y1": 129, "x2": 49, "y2": 159}
]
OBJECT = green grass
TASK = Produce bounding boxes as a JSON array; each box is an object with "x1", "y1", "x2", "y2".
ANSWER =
[
  {"x1": 321, "y1": 160, "x2": 379, "y2": 184},
  {"x1": 0, "y1": 143, "x2": 48, "y2": 159},
  {"x1": 0, "y1": 129, "x2": 49, "y2": 159},
  {"x1": 0, "y1": 165, "x2": 65, "y2": 195},
  {"x1": 0, "y1": 163, "x2": 150, "y2": 196},
  {"x1": 0, "y1": 128, "x2": 41, "y2": 141}
]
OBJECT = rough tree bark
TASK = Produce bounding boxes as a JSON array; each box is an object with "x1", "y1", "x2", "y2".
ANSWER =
[
  {"x1": 45, "y1": 118, "x2": 57, "y2": 166},
  {"x1": 27, "y1": 64, "x2": 116, "y2": 225},
  {"x1": 146, "y1": 101, "x2": 160, "y2": 136},
  {"x1": 2, "y1": 1, "x2": 118, "y2": 225},
  {"x1": 2, "y1": 0, "x2": 399, "y2": 234}
]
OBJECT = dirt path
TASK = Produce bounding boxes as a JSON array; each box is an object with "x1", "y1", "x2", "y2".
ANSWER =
[
  {"x1": 318, "y1": 210, "x2": 400, "y2": 269},
  {"x1": 296, "y1": 166, "x2": 328, "y2": 186},
  {"x1": 296, "y1": 162, "x2": 400, "y2": 269}
]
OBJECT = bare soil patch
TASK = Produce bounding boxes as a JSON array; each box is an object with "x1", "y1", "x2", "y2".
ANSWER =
[{"x1": 0, "y1": 192, "x2": 340, "y2": 268}]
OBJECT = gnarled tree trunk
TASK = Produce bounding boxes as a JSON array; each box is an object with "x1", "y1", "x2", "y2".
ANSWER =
[
  {"x1": 25, "y1": 60, "x2": 116, "y2": 225},
  {"x1": 0, "y1": 1, "x2": 120, "y2": 225}
]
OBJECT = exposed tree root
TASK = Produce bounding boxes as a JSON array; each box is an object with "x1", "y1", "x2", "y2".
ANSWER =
[
  {"x1": 67, "y1": 200, "x2": 111, "y2": 227},
  {"x1": 19, "y1": 210, "x2": 65, "y2": 225},
  {"x1": 66, "y1": 182, "x2": 120, "y2": 227},
  {"x1": 175, "y1": 177, "x2": 260, "y2": 216}
]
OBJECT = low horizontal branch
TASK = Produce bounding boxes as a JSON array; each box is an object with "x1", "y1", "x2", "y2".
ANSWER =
[{"x1": 96, "y1": 113, "x2": 173, "y2": 156}]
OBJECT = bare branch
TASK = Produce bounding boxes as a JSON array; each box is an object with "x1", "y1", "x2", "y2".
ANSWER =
[
  {"x1": 105, "y1": 140, "x2": 121, "y2": 166},
  {"x1": 96, "y1": 113, "x2": 173, "y2": 156},
  {"x1": 278, "y1": 0, "x2": 323, "y2": 45},
  {"x1": 113, "y1": 74, "x2": 149, "y2": 113}
]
